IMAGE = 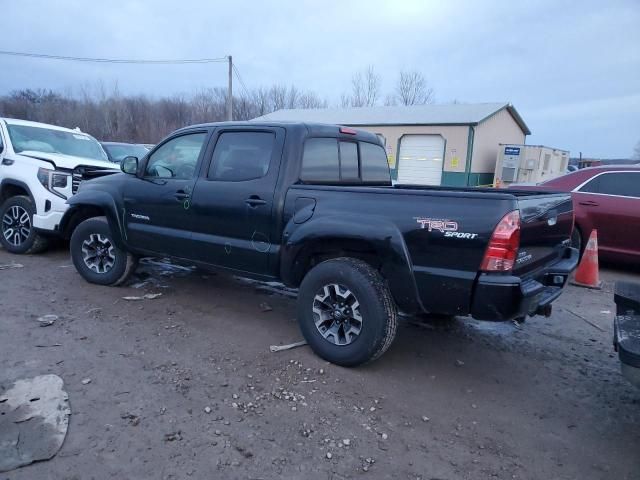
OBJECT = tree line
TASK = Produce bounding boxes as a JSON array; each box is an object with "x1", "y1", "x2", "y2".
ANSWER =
[{"x1": 0, "y1": 67, "x2": 434, "y2": 143}]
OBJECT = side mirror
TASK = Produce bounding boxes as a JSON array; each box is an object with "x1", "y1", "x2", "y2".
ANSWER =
[{"x1": 121, "y1": 156, "x2": 138, "y2": 175}]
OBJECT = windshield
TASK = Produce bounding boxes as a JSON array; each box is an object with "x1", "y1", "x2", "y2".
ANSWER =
[
  {"x1": 102, "y1": 143, "x2": 149, "y2": 163},
  {"x1": 7, "y1": 124, "x2": 108, "y2": 161}
]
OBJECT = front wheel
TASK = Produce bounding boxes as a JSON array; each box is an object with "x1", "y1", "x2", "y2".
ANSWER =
[
  {"x1": 70, "y1": 217, "x2": 137, "y2": 285},
  {"x1": 0, "y1": 195, "x2": 49, "y2": 254},
  {"x1": 297, "y1": 257, "x2": 398, "y2": 367}
]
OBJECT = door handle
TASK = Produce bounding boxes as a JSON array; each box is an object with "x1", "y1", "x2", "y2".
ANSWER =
[
  {"x1": 579, "y1": 200, "x2": 599, "y2": 207},
  {"x1": 174, "y1": 191, "x2": 190, "y2": 200},
  {"x1": 245, "y1": 196, "x2": 266, "y2": 207}
]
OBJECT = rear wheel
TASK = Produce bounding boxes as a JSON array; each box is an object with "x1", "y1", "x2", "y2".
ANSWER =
[
  {"x1": 70, "y1": 217, "x2": 137, "y2": 285},
  {"x1": 0, "y1": 195, "x2": 49, "y2": 254},
  {"x1": 297, "y1": 257, "x2": 397, "y2": 367}
]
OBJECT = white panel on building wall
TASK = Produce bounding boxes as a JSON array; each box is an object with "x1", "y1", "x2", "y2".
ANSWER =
[{"x1": 397, "y1": 135, "x2": 445, "y2": 185}]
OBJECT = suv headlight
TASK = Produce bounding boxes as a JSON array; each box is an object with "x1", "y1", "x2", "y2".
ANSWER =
[{"x1": 37, "y1": 167, "x2": 72, "y2": 199}]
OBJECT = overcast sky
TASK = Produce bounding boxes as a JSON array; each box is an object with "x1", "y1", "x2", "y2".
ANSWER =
[{"x1": 1, "y1": 0, "x2": 638, "y2": 158}]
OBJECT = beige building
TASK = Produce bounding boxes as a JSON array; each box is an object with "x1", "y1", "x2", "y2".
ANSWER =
[{"x1": 254, "y1": 103, "x2": 530, "y2": 186}]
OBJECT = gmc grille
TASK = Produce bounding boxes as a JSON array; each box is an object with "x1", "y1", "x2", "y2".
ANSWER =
[{"x1": 71, "y1": 166, "x2": 117, "y2": 194}]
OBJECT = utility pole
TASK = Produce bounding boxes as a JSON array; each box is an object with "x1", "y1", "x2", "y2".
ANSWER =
[{"x1": 227, "y1": 55, "x2": 233, "y2": 121}]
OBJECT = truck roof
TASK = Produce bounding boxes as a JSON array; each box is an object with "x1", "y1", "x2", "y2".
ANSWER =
[{"x1": 175, "y1": 121, "x2": 381, "y2": 144}]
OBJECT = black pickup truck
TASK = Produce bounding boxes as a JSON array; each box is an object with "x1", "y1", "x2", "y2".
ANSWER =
[{"x1": 61, "y1": 122, "x2": 578, "y2": 366}]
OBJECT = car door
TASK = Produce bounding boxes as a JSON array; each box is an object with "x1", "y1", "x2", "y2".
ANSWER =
[
  {"x1": 123, "y1": 130, "x2": 210, "y2": 257},
  {"x1": 188, "y1": 127, "x2": 285, "y2": 276},
  {"x1": 575, "y1": 171, "x2": 640, "y2": 256}
]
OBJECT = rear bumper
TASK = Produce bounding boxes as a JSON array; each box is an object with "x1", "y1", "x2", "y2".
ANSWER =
[
  {"x1": 613, "y1": 282, "x2": 640, "y2": 388},
  {"x1": 470, "y1": 247, "x2": 579, "y2": 321}
]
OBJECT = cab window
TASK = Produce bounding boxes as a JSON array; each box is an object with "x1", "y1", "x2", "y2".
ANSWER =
[
  {"x1": 301, "y1": 138, "x2": 340, "y2": 182},
  {"x1": 208, "y1": 131, "x2": 275, "y2": 181},
  {"x1": 145, "y1": 133, "x2": 206, "y2": 179},
  {"x1": 301, "y1": 138, "x2": 391, "y2": 184}
]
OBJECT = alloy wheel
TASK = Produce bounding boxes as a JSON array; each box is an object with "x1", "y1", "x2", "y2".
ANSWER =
[
  {"x1": 312, "y1": 283, "x2": 363, "y2": 346},
  {"x1": 2, "y1": 205, "x2": 31, "y2": 247},
  {"x1": 81, "y1": 233, "x2": 116, "y2": 274}
]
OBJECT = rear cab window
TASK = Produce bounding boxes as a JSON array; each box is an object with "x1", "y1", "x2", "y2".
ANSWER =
[{"x1": 300, "y1": 136, "x2": 390, "y2": 185}]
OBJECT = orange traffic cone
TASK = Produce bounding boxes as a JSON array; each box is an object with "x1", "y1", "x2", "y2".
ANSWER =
[{"x1": 571, "y1": 229, "x2": 602, "y2": 289}]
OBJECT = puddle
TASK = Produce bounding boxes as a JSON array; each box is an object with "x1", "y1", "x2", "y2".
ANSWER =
[
  {"x1": 235, "y1": 277, "x2": 298, "y2": 298},
  {"x1": 128, "y1": 257, "x2": 197, "y2": 288}
]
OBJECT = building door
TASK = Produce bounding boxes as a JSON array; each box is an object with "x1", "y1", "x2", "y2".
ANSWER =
[{"x1": 396, "y1": 135, "x2": 445, "y2": 185}]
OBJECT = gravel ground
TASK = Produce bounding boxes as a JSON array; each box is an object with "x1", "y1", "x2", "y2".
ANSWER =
[{"x1": 1, "y1": 246, "x2": 639, "y2": 480}]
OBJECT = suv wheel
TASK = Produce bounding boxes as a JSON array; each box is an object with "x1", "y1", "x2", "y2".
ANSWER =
[
  {"x1": 297, "y1": 257, "x2": 398, "y2": 367},
  {"x1": 70, "y1": 217, "x2": 137, "y2": 285},
  {"x1": 0, "y1": 195, "x2": 49, "y2": 254}
]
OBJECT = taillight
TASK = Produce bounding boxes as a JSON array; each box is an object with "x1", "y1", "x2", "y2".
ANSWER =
[
  {"x1": 481, "y1": 210, "x2": 521, "y2": 272},
  {"x1": 339, "y1": 126, "x2": 357, "y2": 135}
]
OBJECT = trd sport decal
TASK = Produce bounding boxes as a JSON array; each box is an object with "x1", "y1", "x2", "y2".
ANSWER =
[
  {"x1": 415, "y1": 217, "x2": 478, "y2": 239},
  {"x1": 415, "y1": 218, "x2": 458, "y2": 232}
]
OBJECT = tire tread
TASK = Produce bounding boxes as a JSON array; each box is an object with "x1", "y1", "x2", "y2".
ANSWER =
[{"x1": 298, "y1": 256, "x2": 398, "y2": 366}]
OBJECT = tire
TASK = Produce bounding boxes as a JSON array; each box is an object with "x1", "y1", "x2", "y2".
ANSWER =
[
  {"x1": 297, "y1": 257, "x2": 398, "y2": 367},
  {"x1": 0, "y1": 195, "x2": 49, "y2": 254},
  {"x1": 571, "y1": 228, "x2": 583, "y2": 257},
  {"x1": 70, "y1": 217, "x2": 137, "y2": 286}
]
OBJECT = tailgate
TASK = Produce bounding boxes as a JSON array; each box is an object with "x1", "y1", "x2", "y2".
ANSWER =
[{"x1": 513, "y1": 193, "x2": 573, "y2": 274}]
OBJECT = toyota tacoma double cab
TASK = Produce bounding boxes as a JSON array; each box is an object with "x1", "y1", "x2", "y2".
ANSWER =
[
  {"x1": 61, "y1": 122, "x2": 579, "y2": 366},
  {"x1": 0, "y1": 118, "x2": 116, "y2": 253}
]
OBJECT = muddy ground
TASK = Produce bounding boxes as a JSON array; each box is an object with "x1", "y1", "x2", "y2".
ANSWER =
[{"x1": 0, "y1": 246, "x2": 639, "y2": 480}]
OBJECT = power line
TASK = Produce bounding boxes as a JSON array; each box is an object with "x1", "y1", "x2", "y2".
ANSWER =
[
  {"x1": 0, "y1": 50, "x2": 228, "y2": 64},
  {"x1": 232, "y1": 63, "x2": 251, "y2": 98}
]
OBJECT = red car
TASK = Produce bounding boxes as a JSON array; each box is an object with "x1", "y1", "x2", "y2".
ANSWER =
[{"x1": 521, "y1": 165, "x2": 640, "y2": 264}]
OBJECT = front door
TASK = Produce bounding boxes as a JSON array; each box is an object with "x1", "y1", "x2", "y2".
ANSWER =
[
  {"x1": 189, "y1": 127, "x2": 285, "y2": 276},
  {"x1": 123, "y1": 131, "x2": 209, "y2": 257}
]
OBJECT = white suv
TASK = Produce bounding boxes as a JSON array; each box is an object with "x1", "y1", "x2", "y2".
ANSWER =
[{"x1": 0, "y1": 118, "x2": 116, "y2": 254}]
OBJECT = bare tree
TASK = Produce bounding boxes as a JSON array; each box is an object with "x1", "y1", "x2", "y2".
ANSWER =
[
  {"x1": 286, "y1": 86, "x2": 300, "y2": 109},
  {"x1": 340, "y1": 93, "x2": 351, "y2": 108},
  {"x1": 268, "y1": 85, "x2": 288, "y2": 111},
  {"x1": 394, "y1": 71, "x2": 434, "y2": 105},
  {"x1": 298, "y1": 91, "x2": 327, "y2": 109},
  {"x1": 383, "y1": 94, "x2": 397, "y2": 106},
  {"x1": 252, "y1": 87, "x2": 271, "y2": 117},
  {"x1": 344, "y1": 66, "x2": 380, "y2": 107},
  {"x1": 634, "y1": 139, "x2": 640, "y2": 160},
  {"x1": 0, "y1": 81, "x2": 328, "y2": 143}
]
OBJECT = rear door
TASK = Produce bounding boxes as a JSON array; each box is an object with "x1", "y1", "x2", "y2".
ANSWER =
[
  {"x1": 513, "y1": 193, "x2": 574, "y2": 274},
  {"x1": 575, "y1": 171, "x2": 640, "y2": 256},
  {"x1": 188, "y1": 127, "x2": 285, "y2": 276}
]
